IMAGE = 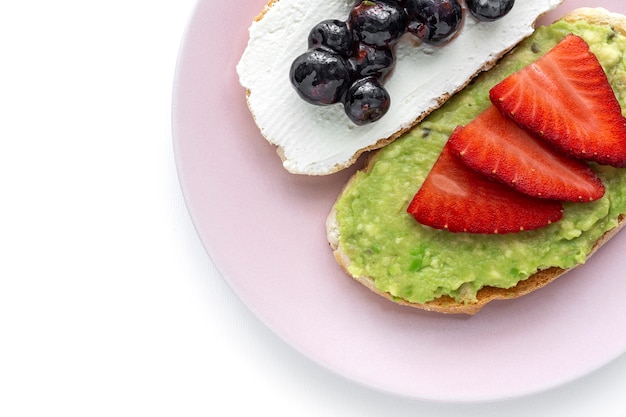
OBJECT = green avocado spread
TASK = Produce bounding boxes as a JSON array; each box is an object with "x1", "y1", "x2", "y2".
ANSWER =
[{"x1": 334, "y1": 20, "x2": 626, "y2": 304}]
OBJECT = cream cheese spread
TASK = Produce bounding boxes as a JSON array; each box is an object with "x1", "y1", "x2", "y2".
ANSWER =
[{"x1": 236, "y1": 0, "x2": 564, "y2": 175}]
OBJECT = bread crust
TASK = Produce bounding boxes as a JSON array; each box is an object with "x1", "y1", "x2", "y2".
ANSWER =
[{"x1": 327, "y1": 7, "x2": 626, "y2": 315}]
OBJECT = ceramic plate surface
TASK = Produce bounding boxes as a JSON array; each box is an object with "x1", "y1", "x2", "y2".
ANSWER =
[{"x1": 173, "y1": 0, "x2": 626, "y2": 402}]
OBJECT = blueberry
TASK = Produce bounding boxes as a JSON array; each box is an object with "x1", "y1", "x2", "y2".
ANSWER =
[
  {"x1": 349, "y1": 42, "x2": 394, "y2": 80},
  {"x1": 466, "y1": 0, "x2": 515, "y2": 22},
  {"x1": 343, "y1": 77, "x2": 391, "y2": 125},
  {"x1": 290, "y1": 49, "x2": 352, "y2": 105},
  {"x1": 350, "y1": 0, "x2": 408, "y2": 48},
  {"x1": 308, "y1": 19, "x2": 354, "y2": 57},
  {"x1": 405, "y1": 0, "x2": 463, "y2": 46}
]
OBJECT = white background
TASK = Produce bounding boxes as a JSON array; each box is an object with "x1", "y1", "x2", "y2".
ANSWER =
[{"x1": 1, "y1": 1, "x2": 625, "y2": 416}]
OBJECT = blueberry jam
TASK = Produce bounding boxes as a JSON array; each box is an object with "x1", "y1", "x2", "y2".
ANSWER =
[
  {"x1": 344, "y1": 77, "x2": 391, "y2": 125},
  {"x1": 350, "y1": 42, "x2": 394, "y2": 79},
  {"x1": 349, "y1": 0, "x2": 408, "y2": 48},
  {"x1": 289, "y1": 0, "x2": 516, "y2": 125},
  {"x1": 466, "y1": 0, "x2": 515, "y2": 22},
  {"x1": 290, "y1": 48, "x2": 352, "y2": 105},
  {"x1": 405, "y1": 0, "x2": 464, "y2": 46},
  {"x1": 308, "y1": 19, "x2": 354, "y2": 57}
]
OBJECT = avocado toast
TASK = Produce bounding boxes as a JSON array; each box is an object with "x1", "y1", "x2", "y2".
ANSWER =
[{"x1": 327, "y1": 8, "x2": 626, "y2": 314}]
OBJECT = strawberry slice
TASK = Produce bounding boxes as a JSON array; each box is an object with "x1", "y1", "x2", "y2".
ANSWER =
[
  {"x1": 447, "y1": 105, "x2": 605, "y2": 202},
  {"x1": 490, "y1": 34, "x2": 626, "y2": 167},
  {"x1": 407, "y1": 143, "x2": 563, "y2": 234}
]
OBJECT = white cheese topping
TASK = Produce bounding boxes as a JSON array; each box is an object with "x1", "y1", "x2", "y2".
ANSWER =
[{"x1": 237, "y1": 0, "x2": 564, "y2": 175}]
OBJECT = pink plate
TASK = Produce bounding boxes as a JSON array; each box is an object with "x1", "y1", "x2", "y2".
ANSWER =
[{"x1": 173, "y1": 0, "x2": 626, "y2": 402}]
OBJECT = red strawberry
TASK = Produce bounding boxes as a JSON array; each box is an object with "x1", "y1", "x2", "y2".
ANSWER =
[
  {"x1": 406, "y1": 143, "x2": 563, "y2": 234},
  {"x1": 490, "y1": 34, "x2": 626, "y2": 167},
  {"x1": 447, "y1": 105, "x2": 605, "y2": 202}
]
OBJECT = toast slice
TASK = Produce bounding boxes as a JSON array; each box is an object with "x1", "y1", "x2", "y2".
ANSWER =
[
  {"x1": 237, "y1": 0, "x2": 563, "y2": 175},
  {"x1": 327, "y1": 8, "x2": 626, "y2": 315}
]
